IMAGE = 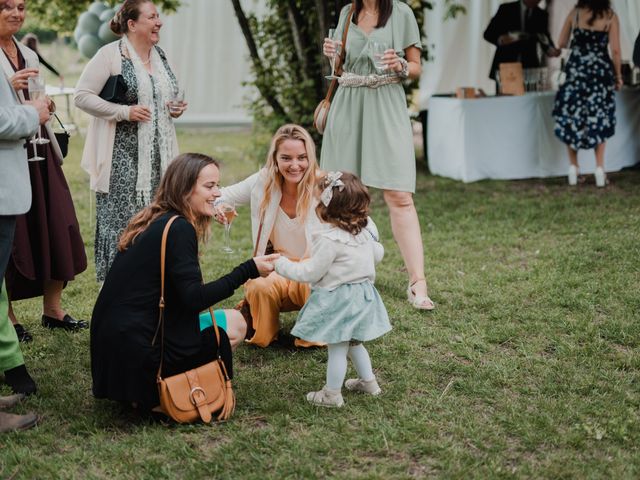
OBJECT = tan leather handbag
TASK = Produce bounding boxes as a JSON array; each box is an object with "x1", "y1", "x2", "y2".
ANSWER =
[
  {"x1": 154, "y1": 216, "x2": 236, "y2": 423},
  {"x1": 314, "y1": 3, "x2": 355, "y2": 134}
]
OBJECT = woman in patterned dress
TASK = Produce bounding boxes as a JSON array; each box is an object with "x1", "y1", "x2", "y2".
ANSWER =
[
  {"x1": 321, "y1": 0, "x2": 434, "y2": 310},
  {"x1": 552, "y1": 0, "x2": 622, "y2": 188},
  {"x1": 75, "y1": 0, "x2": 186, "y2": 281}
]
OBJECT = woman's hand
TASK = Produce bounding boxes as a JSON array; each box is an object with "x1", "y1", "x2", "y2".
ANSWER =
[
  {"x1": 615, "y1": 76, "x2": 623, "y2": 91},
  {"x1": 212, "y1": 203, "x2": 237, "y2": 225},
  {"x1": 253, "y1": 253, "x2": 281, "y2": 277},
  {"x1": 129, "y1": 105, "x2": 152, "y2": 122},
  {"x1": 381, "y1": 49, "x2": 404, "y2": 73},
  {"x1": 167, "y1": 101, "x2": 188, "y2": 119},
  {"x1": 10, "y1": 68, "x2": 39, "y2": 92},
  {"x1": 323, "y1": 38, "x2": 341, "y2": 59}
]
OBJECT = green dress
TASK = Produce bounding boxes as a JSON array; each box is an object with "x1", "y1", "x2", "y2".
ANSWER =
[{"x1": 320, "y1": 1, "x2": 422, "y2": 193}]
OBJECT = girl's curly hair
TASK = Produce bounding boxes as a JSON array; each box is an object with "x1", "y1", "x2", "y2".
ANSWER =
[{"x1": 315, "y1": 171, "x2": 370, "y2": 235}]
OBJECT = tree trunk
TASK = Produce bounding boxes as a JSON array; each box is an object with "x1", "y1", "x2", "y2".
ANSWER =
[{"x1": 229, "y1": 0, "x2": 287, "y2": 119}]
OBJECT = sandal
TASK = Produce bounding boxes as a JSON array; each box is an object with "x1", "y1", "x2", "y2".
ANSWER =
[{"x1": 407, "y1": 279, "x2": 435, "y2": 311}]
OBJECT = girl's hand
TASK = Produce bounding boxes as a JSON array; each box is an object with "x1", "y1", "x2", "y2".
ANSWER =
[
  {"x1": 253, "y1": 253, "x2": 281, "y2": 277},
  {"x1": 167, "y1": 101, "x2": 188, "y2": 118},
  {"x1": 10, "y1": 68, "x2": 39, "y2": 92},
  {"x1": 129, "y1": 105, "x2": 152, "y2": 122},
  {"x1": 323, "y1": 38, "x2": 341, "y2": 58}
]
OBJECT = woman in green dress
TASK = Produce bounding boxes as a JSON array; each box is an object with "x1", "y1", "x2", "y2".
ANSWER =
[{"x1": 321, "y1": 0, "x2": 434, "y2": 310}]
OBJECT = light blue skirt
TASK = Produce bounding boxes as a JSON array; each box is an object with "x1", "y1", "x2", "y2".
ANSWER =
[{"x1": 291, "y1": 281, "x2": 391, "y2": 344}]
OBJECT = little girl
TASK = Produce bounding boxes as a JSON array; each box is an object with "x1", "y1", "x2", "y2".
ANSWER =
[{"x1": 275, "y1": 171, "x2": 391, "y2": 407}]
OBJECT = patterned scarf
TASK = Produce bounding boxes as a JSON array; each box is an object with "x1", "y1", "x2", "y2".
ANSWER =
[{"x1": 122, "y1": 35, "x2": 177, "y2": 204}]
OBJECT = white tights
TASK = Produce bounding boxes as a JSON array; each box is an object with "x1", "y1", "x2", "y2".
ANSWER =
[{"x1": 326, "y1": 342, "x2": 375, "y2": 391}]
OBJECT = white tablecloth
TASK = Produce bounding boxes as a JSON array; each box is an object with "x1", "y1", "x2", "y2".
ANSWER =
[{"x1": 427, "y1": 90, "x2": 640, "y2": 182}]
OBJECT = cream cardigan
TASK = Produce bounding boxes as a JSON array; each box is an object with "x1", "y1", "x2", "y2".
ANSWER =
[{"x1": 219, "y1": 169, "x2": 323, "y2": 258}]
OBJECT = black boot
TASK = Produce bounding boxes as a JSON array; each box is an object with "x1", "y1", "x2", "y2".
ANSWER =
[{"x1": 4, "y1": 364, "x2": 37, "y2": 396}]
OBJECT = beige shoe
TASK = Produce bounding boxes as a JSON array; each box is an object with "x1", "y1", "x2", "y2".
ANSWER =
[
  {"x1": 595, "y1": 167, "x2": 607, "y2": 188},
  {"x1": 0, "y1": 411, "x2": 38, "y2": 433},
  {"x1": 344, "y1": 378, "x2": 382, "y2": 396},
  {"x1": 407, "y1": 279, "x2": 435, "y2": 311},
  {"x1": 306, "y1": 387, "x2": 344, "y2": 408}
]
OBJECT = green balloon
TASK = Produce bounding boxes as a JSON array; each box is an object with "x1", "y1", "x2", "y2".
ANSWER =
[
  {"x1": 73, "y1": 25, "x2": 86, "y2": 44},
  {"x1": 78, "y1": 11, "x2": 101, "y2": 34},
  {"x1": 99, "y1": 8, "x2": 114, "y2": 22},
  {"x1": 78, "y1": 34, "x2": 102, "y2": 59},
  {"x1": 98, "y1": 22, "x2": 119, "y2": 44},
  {"x1": 88, "y1": 2, "x2": 109, "y2": 16}
]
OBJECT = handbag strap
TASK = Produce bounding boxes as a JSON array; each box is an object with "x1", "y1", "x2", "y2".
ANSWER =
[
  {"x1": 154, "y1": 215, "x2": 229, "y2": 381},
  {"x1": 323, "y1": 3, "x2": 355, "y2": 103},
  {"x1": 52, "y1": 113, "x2": 68, "y2": 134}
]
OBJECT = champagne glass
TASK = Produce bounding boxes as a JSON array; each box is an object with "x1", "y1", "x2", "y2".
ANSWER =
[
  {"x1": 370, "y1": 41, "x2": 389, "y2": 74},
  {"x1": 28, "y1": 75, "x2": 50, "y2": 146},
  {"x1": 325, "y1": 28, "x2": 342, "y2": 80},
  {"x1": 169, "y1": 87, "x2": 184, "y2": 114},
  {"x1": 220, "y1": 201, "x2": 235, "y2": 253}
]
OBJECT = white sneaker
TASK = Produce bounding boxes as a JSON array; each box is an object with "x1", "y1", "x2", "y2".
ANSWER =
[
  {"x1": 344, "y1": 377, "x2": 381, "y2": 396},
  {"x1": 306, "y1": 387, "x2": 344, "y2": 408},
  {"x1": 594, "y1": 167, "x2": 607, "y2": 188},
  {"x1": 568, "y1": 165, "x2": 578, "y2": 186}
]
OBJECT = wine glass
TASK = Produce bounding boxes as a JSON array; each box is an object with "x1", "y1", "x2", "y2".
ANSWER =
[
  {"x1": 219, "y1": 201, "x2": 235, "y2": 253},
  {"x1": 28, "y1": 75, "x2": 50, "y2": 147},
  {"x1": 168, "y1": 87, "x2": 184, "y2": 114},
  {"x1": 370, "y1": 41, "x2": 389, "y2": 74},
  {"x1": 325, "y1": 28, "x2": 342, "y2": 80}
]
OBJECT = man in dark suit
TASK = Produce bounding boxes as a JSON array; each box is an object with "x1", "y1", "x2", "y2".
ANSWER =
[
  {"x1": 484, "y1": 0, "x2": 560, "y2": 80},
  {"x1": 633, "y1": 30, "x2": 640, "y2": 67}
]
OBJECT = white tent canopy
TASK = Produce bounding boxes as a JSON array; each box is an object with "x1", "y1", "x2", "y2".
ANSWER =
[{"x1": 158, "y1": 0, "x2": 640, "y2": 125}]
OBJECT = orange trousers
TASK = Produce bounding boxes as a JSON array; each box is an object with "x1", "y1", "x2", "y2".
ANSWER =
[{"x1": 244, "y1": 271, "x2": 310, "y2": 347}]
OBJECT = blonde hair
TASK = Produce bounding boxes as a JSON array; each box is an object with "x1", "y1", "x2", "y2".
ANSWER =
[{"x1": 258, "y1": 124, "x2": 319, "y2": 223}]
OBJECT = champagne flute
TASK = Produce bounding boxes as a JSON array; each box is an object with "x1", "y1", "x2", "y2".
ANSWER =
[
  {"x1": 370, "y1": 41, "x2": 389, "y2": 74},
  {"x1": 325, "y1": 28, "x2": 342, "y2": 80},
  {"x1": 220, "y1": 201, "x2": 235, "y2": 253},
  {"x1": 28, "y1": 75, "x2": 50, "y2": 146},
  {"x1": 169, "y1": 87, "x2": 184, "y2": 114}
]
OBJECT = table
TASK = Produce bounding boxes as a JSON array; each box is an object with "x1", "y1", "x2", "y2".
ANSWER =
[
  {"x1": 46, "y1": 85, "x2": 78, "y2": 132},
  {"x1": 427, "y1": 89, "x2": 640, "y2": 182}
]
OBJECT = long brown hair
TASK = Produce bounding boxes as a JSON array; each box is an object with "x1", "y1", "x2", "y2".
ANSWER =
[
  {"x1": 354, "y1": 0, "x2": 392, "y2": 28},
  {"x1": 118, "y1": 153, "x2": 219, "y2": 251},
  {"x1": 315, "y1": 172, "x2": 370, "y2": 235},
  {"x1": 258, "y1": 124, "x2": 319, "y2": 224},
  {"x1": 110, "y1": 0, "x2": 151, "y2": 35},
  {"x1": 576, "y1": 0, "x2": 612, "y2": 25}
]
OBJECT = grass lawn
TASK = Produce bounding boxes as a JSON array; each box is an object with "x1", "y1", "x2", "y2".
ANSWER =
[{"x1": 0, "y1": 124, "x2": 639, "y2": 479}]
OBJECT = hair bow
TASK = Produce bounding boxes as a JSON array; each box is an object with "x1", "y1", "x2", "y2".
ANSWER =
[{"x1": 320, "y1": 171, "x2": 345, "y2": 207}]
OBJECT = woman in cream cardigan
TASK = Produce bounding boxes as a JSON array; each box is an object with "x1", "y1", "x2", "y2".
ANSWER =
[
  {"x1": 74, "y1": 0, "x2": 185, "y2": 281},
  {"x1": 1, "y1": 0, "x2": 87, "y2": 340},
  {"x1": 218, "y1": 124, "x2": 323, "y2": 348}
]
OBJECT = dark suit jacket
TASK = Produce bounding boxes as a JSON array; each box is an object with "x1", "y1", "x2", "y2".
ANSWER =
[
  {"x1": 634, "y1": 31, "x2": 640, "y2": 66},
  {"x1": 484, "y1": 1, "x2": 554, "y2": 79}
]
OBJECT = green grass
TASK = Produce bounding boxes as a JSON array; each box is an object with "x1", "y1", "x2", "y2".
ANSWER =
[{"x1": 2, "y1": 105, "x2": 640, "y2": 477}]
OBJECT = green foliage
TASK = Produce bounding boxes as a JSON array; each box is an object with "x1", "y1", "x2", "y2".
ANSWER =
[
  {"x1": 24, "y1": 0, "x2": 181, "y2": 35},
  {"x1": 234, "y1": 0, "x2": 465, "y2": 136}
]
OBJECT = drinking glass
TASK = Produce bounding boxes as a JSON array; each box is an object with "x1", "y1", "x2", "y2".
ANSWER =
[
  {"x1": 168, "y1": 87, "x2": 185, "y2": 114},
  {"x1": 26, "y1": 75, "x2": 46, "y2": 160},
  {"x1": 220, "y1": 201, "x2": 235, "y2": 253},
  {"x1": 325, "y1": 28, "x2": 342, "y2": 80},
  {"x1": 370, "y1": 41, "x2": 389, "y2": 74}
]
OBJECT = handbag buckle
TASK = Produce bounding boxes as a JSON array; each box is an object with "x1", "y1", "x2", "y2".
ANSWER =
[{"x1": 189, "y1": 386, "x2": 206, "y2": 405}]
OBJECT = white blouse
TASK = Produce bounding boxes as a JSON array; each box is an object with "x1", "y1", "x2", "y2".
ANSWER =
[{"x1": 270, "y1": 207, "x2": 307, "y2": 260}]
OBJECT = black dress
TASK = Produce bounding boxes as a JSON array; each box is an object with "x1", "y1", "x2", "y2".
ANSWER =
[{"x1": 90, "y1": 213, "x2": 259, "y2": 408}]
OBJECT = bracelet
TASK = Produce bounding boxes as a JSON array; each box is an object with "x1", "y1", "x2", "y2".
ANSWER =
[{"x1": 397, "y1": 57, "x2": 409, "y2": 79}]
